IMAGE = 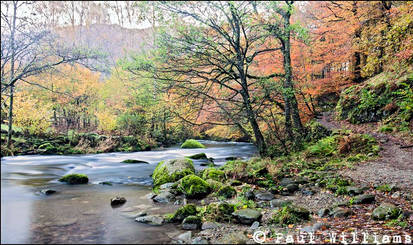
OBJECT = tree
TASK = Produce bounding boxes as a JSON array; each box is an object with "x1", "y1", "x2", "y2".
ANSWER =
[
  {"x1": 1, "y1": 1, "x2": 105, "y2": 146},
  {"x1": 126, "y1": 1, "x2": 307, "y2": 156}
]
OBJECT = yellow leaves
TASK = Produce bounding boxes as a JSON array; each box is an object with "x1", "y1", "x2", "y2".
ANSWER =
[
  {"x1": 14, "y1": 92, "x2": 52, "y2": 135},
  {"x1": 95, "y1": 109, "x2": 117, "y2": 133}
]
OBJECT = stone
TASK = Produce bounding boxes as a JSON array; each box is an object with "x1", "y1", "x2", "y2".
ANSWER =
[
  {"x1": 285, "y1": 183, "x2": 299, "y2": 193},
  {"x1": 111, "y1": 196, "x2": 126, "y2": 206},
  {"x1": 41, "y1": 189, "x2": 57, "y2": 195},
  {"x1": 160, "y1": 182, "x2": 175, "y2": 190},
  {"x1": 301, "y1": 222, "x2": 330, "y2": 233},
  {"x1": 255, "y1": 192, "x2": 274, "y2": 201},
  {"x1": 318, "y1": 208, "x2": 330, "y2": 217},
  {"x1": 219, "y1": 231, "x2": 248, "y2": 244},
  {"x1": 301, "y1": 189, "x2": 314, "y2": 196},
  {"x1": 372, "y1": 203, "x2": 401, "y2": 220},
  {"x1": 201, "y1": 221, "x2": 221, "y2": 230},
  {"x1": 192, "y1": 237, "x2": 209, "y2": 244},
  {"x1": 135, "y1": 215, "x2": 164, "y2": 226},
  {"x1": 152, "y1": 158, "x2": 195, "y2": 188},
  {"x1": 175, "y1": 231, "x2": 192, "y2": 243},
  {"x1": 153, "y1": 190, "x2": 175, "y2": 203},
  {"x1": 182, "y1": 216, "x2": 202, "y2": 230},
  {"x1": 232, "y1": 209, "x2": 262, "y2": 225},
  {"x1": 244, "y1": 190, "x2": 255, "y2": 200},
  {"x1": 331, "y1": 207, "x2": 353, "y2": 218},
  {"x1": 345, "y1": 186, "x2": 365, "y2": 196},
  {"x1": 270, "y1": 199, "x2": 292, "y2": 208},
  {"x1": 391, "y1": 191, "x2": 401, "y2": 198},
  {"x1": 59, "y1": 174, "x2": 89, "y2": 184},
  {"x1": 250, "y1": 221, "x2": 260, "y2": 230},
  {"x1": 178, "y1": 175, "x2": 211, "y2": 199},
  {"x1": 353, "y1": 194, "x2": 375, "y2": 204},
  {"x1": 280, "y1": 178, "x2": 296, "y2": 187}
]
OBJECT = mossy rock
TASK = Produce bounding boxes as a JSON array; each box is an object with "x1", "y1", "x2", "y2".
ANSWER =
[
  {"x1": 181, "y1": 139, "x2": 205, "y2": 149},
  {"x1": 152, "y1": 158, "x2": 195, "y2": 190},
  {"x1": 182, "y1": 215, "x2": 202, "y2": 230},
  {"x1": 178, "y1": 174, "x2": 211, "y2": 199},
  {"x1": 202, "y1": 168, "x2": 225, "y2": 181},
  {"x1": 217, "y1": 185, "x2": 237, "y2": 199},
  {"x1": 59, "y1": 174, "x2": 89, "y2": 185},
  {"x1": 372, "y1": 203, "x2": 402, "y2": 220},
  {"x1": 187, "y1": 153, "x2": 208, "y2": 159},
  {"x1": 171, "y1": 204, "x2": 198, "y2": 222},
  {"x1": 206, "y1": 179, "x2": 223, "y2": 191},
  {"x1": 122, "y1": 159, "x2": 149, "y2": 164},
  {"x1": 272, "y1": 205, "x2": 310, "y2": 226},
  {"x1": 204, "y1": 202, "x2": 235, "y2": 222}
]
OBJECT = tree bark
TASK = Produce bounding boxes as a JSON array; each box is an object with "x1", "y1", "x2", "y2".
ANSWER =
[{"x1": 7, "y1": 1, "x2": 17, "y2": 147}]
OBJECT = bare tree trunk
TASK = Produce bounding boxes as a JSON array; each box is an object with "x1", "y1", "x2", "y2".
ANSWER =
[{"x1": 7, "y1": 1, "x2": 17, "y2": 147}]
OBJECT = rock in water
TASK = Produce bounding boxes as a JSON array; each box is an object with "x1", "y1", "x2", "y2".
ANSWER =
[
  {"x1": 175, "y1": 231, "x2": 192, "y2": 243},
  {"x1": 135, "y1": 215, "x2": 164, "y2": 226},
  {"x1": 232, "y1": 209, "x2": 262, "y2": 225},
  {"x1": 41, "y1": 189, "x2": 57, "y2": 195},
  {"x1": 152, "y1": 158, "x2": 195, "y2": 188},
  {"x1": 153, "y1": 190, "x2": 175, "y2": 203},
  {"x1": 111, "y1": 196, "x2": 126, "y2": 206}
]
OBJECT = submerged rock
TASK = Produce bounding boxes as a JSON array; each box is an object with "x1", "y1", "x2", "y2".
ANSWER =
[
  {"x1": 111, "y1": 196, "x2": 126, "y2": 206},
  {"x1": 232, "y1": 208, "x2": 262, "y2": 225},
  {"x1": 135, "y1": 215, "x2": 164, "y2": 226},
  {"x1": 41, "y1": 189, "x2": 57, "y2": 195},
  {"x1": 153, "y1": 190, "x2": 175, "y2": 203}
]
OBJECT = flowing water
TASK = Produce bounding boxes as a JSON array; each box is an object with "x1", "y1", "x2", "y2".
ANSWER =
[{"x1": 1, "y1": 140, "x2": 257, "y2": 244}]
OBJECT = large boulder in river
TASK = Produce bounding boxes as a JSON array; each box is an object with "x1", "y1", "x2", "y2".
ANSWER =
[
  {"x1": 59, "y1": 174, "x2": 89, "y2": 184},
  {"x1": 152, "y1": 158, "x2": 195, "y2": 189}
]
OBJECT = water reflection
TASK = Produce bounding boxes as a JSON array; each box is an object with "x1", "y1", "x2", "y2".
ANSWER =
[{"x1": 1, "y1": 141, "x2": 257, "y2": 243}]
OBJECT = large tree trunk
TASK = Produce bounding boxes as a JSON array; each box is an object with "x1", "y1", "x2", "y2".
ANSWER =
[{"x1": 281, "y1": 5, "x2": 303, "y2": 138}]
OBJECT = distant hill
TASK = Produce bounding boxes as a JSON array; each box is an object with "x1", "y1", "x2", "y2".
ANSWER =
[{"x1": 54, "y1": 24, "x2": 153, "y2": 68}]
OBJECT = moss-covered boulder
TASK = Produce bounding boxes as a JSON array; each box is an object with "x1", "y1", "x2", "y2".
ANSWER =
[
  {"x1": 178, "y1": 175, "x2": 211, "y2": 199},
  {"x1": 202, "y1": 168, "x2": 225, "y2": 181},
  {"x1": 217, "y1": 185, "x2": 237, "y2": 199},
  {"x1": 204, "y1": 202, "x2": 235, "y2": 222},
  {"x1": 372, "y1": 203, "x2": 402, "y2": 220},
  {"x1": 59, "y1": 174, "x2": 89, "y2": 184},
  {"x1": 171, "y1": 204, "x2": 198, "y2": 222},
  {"x1": 272, "y1": 205, "x2": 310, "y2": 226},
  {"x1": 187, "y1": 153, "x2": 208, "y2": 159},
  {"x1": 305, "y1": 120, "x2": 332, "y2": 142},
  {"x1": 152, "y1": 158, "x2": 195, "y2": 189},
  {"x1": 181, "y1": 139, "x2": 205, "y2": 149}
]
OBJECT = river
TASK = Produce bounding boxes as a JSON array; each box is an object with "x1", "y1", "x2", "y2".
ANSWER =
[{"x1": 1, "y1": 140, "x2": 257, "y2": 244}]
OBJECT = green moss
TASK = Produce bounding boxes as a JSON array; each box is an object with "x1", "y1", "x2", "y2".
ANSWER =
[
  {"x1": 152, "y1": 158, "x2": 195, "y2": 190},
  {"x1": 379, "y1": 125, "x2": 394, "y2": 133},
  {"x1": 376, "y1": 184, "x2": 395, "y2": 192},
  {"x1": 202, "y1": 168, "x2": 225, "y2": 181},
  {"x1": 206, "y1": 179, "x2": 223, "y2": 191},
  {"x1": 187, "y1": 153, "x2": 208, "y2": 159},
  {"x1": 204, "y1": 202, "x2": 235, "y2": 222},
  {"x1": 182, "y1": 215, "x2": 202, "y2": 226},
  {"x1": 122, "y1": 159, "x2": 149, "y2": 164},
  {"x1": 181, "y1": 139, "x2": 205, "y2": 149},
  {"x1": 305, "y1": 120, "x2": 332, "y2": 142},
  {"x1": 178, "y1": 174, "x2": 211, "y2": 199},
  {"x1": 59, "y1": 174, "x2": 89, "y2": 184},
  {"x1": 171, "y1": 204, "x2": 198, "y2": 222},
  {"x1": 272, "y1": 205, "x2": 310, "y2": 226},
  {"x1": 217, "y1": 185, "x2": 237, "y2": 199}
]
